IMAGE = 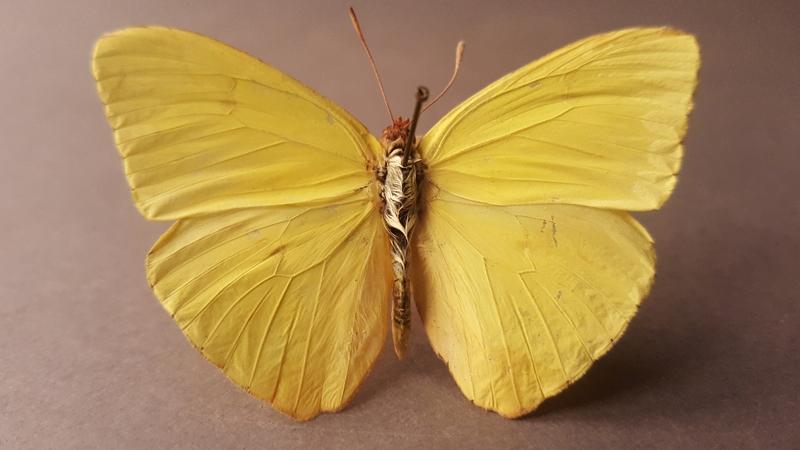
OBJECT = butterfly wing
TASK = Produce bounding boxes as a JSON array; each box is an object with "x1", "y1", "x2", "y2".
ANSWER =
[
  {"x1": 412, "y1": 192, "x2": 654, "y2": 418},
  {"x1": 93, "y1": 27, "x2": 382, "y2": 219},
  {"x1": 420, "y1": 27, "x2": 699, "y2": 210},
  {"x1": 414, "y1": 28, "x2": 699, "y2": 417},
  {"x1": 148, "y1": 196, "x2": 391, "y2": 420},
  {"x1": 93, "y1": 27, "x2": 391, "y2": 420}
]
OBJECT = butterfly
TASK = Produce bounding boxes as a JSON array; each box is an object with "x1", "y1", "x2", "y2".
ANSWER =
[{"x1": 92, "y1": 8, "x2": 699, "y2": 420}]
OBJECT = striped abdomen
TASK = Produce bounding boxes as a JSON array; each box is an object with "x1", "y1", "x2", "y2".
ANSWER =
[{"x1": 381, "y1": 144, "x2": 422, "y2": 359}]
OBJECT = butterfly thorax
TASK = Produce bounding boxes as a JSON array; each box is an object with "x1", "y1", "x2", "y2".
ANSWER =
[{"x1": 378, "y1": 118, "x2": 424, "y2": 359}]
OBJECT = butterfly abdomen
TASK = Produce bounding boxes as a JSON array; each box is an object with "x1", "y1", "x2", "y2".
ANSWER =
[{"x1": 380, "y1": 139, "x2": 423, "y2": 359}]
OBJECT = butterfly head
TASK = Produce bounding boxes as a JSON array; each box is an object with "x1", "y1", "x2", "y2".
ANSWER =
[
  {"x1": 380, "y1": 86, "x2": 429, "y2": 166},
  {"x1": 381, "y1": 117, "x2": 411, "y2": 148}
]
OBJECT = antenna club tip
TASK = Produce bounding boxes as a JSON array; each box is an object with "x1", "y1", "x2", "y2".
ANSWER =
[{"x1": 456, "y1": 40, "x2": 465, "y2": 59}]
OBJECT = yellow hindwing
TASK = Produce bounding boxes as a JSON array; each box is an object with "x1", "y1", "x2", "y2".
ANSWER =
[
  {"x1": 148, "y1": 194, "x2": 391, "y2": 420},
  {"x1": 412, "y1": 191, "x2": 655, "y2": 417}
]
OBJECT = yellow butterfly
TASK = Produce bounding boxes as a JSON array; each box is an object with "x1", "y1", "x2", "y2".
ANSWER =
[{"x1": 92, "y1": 8, "x2": 699, "y2": 420}]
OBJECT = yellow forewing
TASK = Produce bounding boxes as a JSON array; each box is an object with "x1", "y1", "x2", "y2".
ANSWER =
[
  {"x1": 421, "y1": 27, "x2": 699, "y2": 210},
  {"x1": 147, "y1": 192, "x2": 392, "y2": 420},
  {"x1": 412, "y1": 191, "x2": 655, "y2": 417},
  {"x1": 92, "y1": 27, "x2": 382, "y2": 220}
]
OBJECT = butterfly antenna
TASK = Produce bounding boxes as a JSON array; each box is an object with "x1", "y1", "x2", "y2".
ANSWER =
[
  {"x1": 348, "y1": 7, "x2": 395, "y2": 121},
  {"x1": 422, "y1": 40, "x2": 465, "y2": 112}
]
